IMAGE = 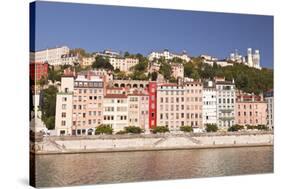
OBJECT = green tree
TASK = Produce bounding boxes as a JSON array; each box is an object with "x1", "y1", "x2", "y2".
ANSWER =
[
  {"x1": 92, "y1": 55, "x2": 114, "y2": 70},
  {"x1": 41, "y1": 86, "x2": 58, "y2": 130},
  {"x1": 124, "y1": 51, "x2": 130, "y2": 57},
  {"x1": 159, "y1": 63, "x2": 172, "y2": 80},
  {"x1": 180, "y1": 126, "x2": 193, "y2": 132},
  {"x1": 95, "y1": 124, "x2": 113, "y2": 135},
  {"x1": 124, "y1": 126, "x2": 142, "y2": 134},
  {"x1": 205, "y1": 124, "x2": 218, "y2": 132},
  {"x1": 133, "y1": 61, "x2": 148, "y2": 72},
  {"x1": 228, "y1": 124, "x2": 244, "y2": 132},
  {"x1": 151, "y1": 72, "x2": 158, "y2": 81},
  {"x1": 152, "y1": 126, "x2": 170, "y2": 134},
  {"x1": 184, "y1": 63, "x2": 194, "y2": 77}
]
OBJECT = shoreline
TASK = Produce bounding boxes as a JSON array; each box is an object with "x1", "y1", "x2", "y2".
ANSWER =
[
  {"x1": 31, "y1": 132, "x2": 273, "y2": 155},
  {"x1": 32, "y1": 143, "x2": 273, "y2": 155}
]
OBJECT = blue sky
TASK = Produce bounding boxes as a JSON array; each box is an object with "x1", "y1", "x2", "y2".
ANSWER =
[{"x1": 31, "y1": 1, "x2": 274, "y2": 68}]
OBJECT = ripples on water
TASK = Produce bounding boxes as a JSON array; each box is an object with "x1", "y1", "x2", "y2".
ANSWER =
[{"x1": 32, "y1": 146, "x2": 273, "y2": 187}]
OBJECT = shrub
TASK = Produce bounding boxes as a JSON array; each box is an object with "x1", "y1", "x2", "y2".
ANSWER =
[
  {"x1": 152, "y1": 126, "x2": 169, "y2": 134},
  {"x1": 228, "y1": 124, "x2": 244, "y2": 132},
  {"x1": 95, "y1": 124, "x2": 113, "y2": 135},
  {"x1": 205, "y1": 124, "x2": 218, "y2": 132},
  {"x1": 180, "y1": 126, "x2": 193, "y2": 132},
  {"x1": 257, "y1": 125, "x2": 268, "y2": 131},
  {"x1": 124, "y1": 126, "x2": 142, "y2": 134}
]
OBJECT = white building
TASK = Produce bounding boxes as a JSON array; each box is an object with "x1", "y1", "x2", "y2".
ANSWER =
[
  {"x1": 103, "y1": 94, "x2": 128, "y2": 132},
  {"x1": 215, "y1": 78, "x2": 236, "y2": 129},
  {"x1": 264, "y1": 90, "x2": 274, "y2": 130},
  {"x1": 109, "y1": 57, "x2": 139, "y2": 72},
  {"x1": 31, "y1": 46, "x2": 70, "y2": 66},
  {"x1": 95, "y1": 49, "x2": 120, "y2": 58},
  {"x1": 202, "y1": 80, "x2": 217, "y2": 126},
  {"x1": 229, "y1": 48, "x2": 261, "y2": 69},
  {"x1": 60, "y1": 54, "x2": 80, "y2": 65},
  {"x1": 55, "y1": 76, "x2": 74, "y2": 136},
  {"x1": 148, "y1": 49, "x2": 190, "y2": 62}
]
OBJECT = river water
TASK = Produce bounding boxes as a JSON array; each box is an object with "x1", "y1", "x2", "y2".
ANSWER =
[{"x1": 32, "y1": 146, "x2": 273, "y2": 187}]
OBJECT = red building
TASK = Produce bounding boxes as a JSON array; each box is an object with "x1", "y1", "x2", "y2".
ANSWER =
[
  {"x1": 148, "y1": 81, "x2": 157, "y2": 129},
  {"x1": 30, "y1": 62, "x2": 48, "y2": 81}
]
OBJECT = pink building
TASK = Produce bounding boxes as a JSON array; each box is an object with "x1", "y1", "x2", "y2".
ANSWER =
[
  {"x1": 72, "y1": 74, "x2": 104, "y2": 135},
  {"x1": 235, "y1": 92, "x2": 267, "y2": 126}
]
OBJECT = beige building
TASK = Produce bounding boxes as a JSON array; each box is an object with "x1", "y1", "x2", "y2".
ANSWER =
[
  {"x1": 31, "y1": 46, "x2": 70, "y2": 66},
  {"x1": 81, "y1": 56, "x2": 96, "y2": 67},
  {"x1": 215, "y1": 78, "x2": 236, "y2": 129},
  {"x1": 55, "y1": 76, "x2": 74, "y2": 136},
  {"x1": 60, "y1": 54, "x2": 80, "y2": 65},
  {"x1": 157, "y1": 82, "x2": 203, "y2": 131},
  {"x1": 109, "y1": 57, "x2": 139, "y2": 72},
  {"x1": 170, "y1": 63, "x2": 184, "y2": 79},
  {"x1": 55, "y1": 70, "x2": 105, "y2": 136},
  {"x1": 72, "y1": 75, "x2": 104, "y2": 135},
  {"x1": 128, "y1": 92, "x2": 149, "y2": 132}
]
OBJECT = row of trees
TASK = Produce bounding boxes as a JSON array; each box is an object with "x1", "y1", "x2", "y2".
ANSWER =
[
  {"x1": 93, "y1": 123, "x2": 268, "y2": 135},
  {"x1": 228, "y1": 124, "x2": 268, "y2": 132}
]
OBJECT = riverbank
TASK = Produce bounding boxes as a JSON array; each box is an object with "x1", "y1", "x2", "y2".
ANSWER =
[{"x1": 31, "y1": 131, "x2": 273, "y2": 155}]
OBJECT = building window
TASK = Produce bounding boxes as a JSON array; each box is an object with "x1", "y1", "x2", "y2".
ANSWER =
[
  {"x1": 62, "y1": 104, "x2": 66, "y2": 109},
  {"x1": 62, "y1": 112, "x2": 66, "y2": 118},
  {"x1": 61, "y1": 120, "x2": 66, "y2": 126}
]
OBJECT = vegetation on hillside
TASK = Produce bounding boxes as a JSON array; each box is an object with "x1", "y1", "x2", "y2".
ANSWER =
[
  {"x1": 183, "y1": 57, "x2": 273, "y2": 94},
  {"x1": 40, "y1": 86, "x2": 58, "y2": 130}
]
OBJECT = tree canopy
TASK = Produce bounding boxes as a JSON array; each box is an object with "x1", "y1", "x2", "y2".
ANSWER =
[{"x1": 92, "y1": 55, "x2": 114, "y2": 70}]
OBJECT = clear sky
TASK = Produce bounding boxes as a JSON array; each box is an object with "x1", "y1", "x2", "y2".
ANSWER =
[{"x1": 31, "y1": 1, "x2": 274, "y2": 68}]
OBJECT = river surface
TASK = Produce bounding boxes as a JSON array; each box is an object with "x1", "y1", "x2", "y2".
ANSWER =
[{"x1": 32, "y1": 146, "x2": 273, "y2": 187}]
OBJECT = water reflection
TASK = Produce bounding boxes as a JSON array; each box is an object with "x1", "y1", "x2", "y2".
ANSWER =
[{"x1": 34, "y1": 146, "x2": 273, "y2": 187}]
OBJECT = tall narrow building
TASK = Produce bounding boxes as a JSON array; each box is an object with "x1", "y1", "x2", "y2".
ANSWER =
[{"x1": 215, "y1": 77, "x2": 236, "y2": 129}]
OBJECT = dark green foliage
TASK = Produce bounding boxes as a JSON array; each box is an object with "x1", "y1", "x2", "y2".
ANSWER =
[
  {"x1": 180, "y1": 126, "x2": 193, "y2": 132},
  {"x1": 124, "y1": 126, "x2": 143, "y2": 134},
  {"x1": 133, "y1": 61, "x2": 148, "y2": 72},
  {"x1": 151, "y1": 72, "x2": 158, "y2": 81},
  {"x1": 41, "y1": 86, "x2": 58, "y2": 130},
  {"x1": 205, "y1": 124, "x2": 218, "y2": 132},
  {"x1": 95, "y1": 124, "x2": 113, "y2": 135},
  {"x1": 183, "y1": 57, "x2": 273, "y2": 94},
  {"x1": 228, "y1": 124, "x2": 244, "y2": 132},
  {"x1": 247, "y1": 125, "x2": 268, "y2": 130},
  {"x1": 92, "y1": 55, "x2": 114, "y2": 70},
  {"x1": 257, "y1": 125, "x2": 268, "y2": 130},
  {"x1": 172, "y1": 57, "x2": 183, "y2": 63},
  {"x1": 184, "y1": 63, "x2": 194, "y2": 77},
  {"x1": 152, "y1": 126, "x2": 170, "y2": 133},
  {"x1": 159, "y1": 62, "x2": 172, "y2": 80},
  {"x1": 124, "y1": 51, "x2": 130, "y2": 58}
]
